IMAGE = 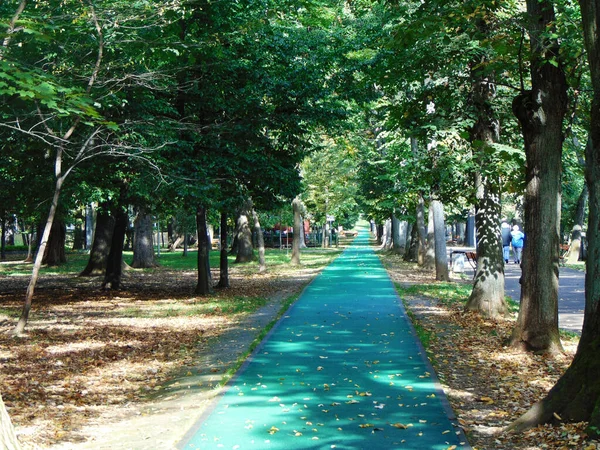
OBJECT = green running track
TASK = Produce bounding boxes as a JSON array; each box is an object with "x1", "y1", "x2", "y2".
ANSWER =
[{"x1": 180, "y1": 226, "x2": 469, "y2": 450}]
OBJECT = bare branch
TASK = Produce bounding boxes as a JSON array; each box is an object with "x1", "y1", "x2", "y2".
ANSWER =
[{"x1": 0, "y1": 0, "x2": 27, "y2": 59}]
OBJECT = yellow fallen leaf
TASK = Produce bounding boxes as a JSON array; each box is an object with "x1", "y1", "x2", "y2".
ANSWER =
[
  {"x1": 268, "y1": 426, "x2": 279, "y2": 435},
  {"x1": 359, "y1": 423, "x2": 374, "y2": 428},
  {"x1": 391, "y1": 423, "x2": 413, "y2": 429}
]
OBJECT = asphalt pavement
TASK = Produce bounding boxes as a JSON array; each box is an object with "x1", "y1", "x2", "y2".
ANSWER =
[{"x1": 502, "y1": 262, "x2": 586, "y2": 334}]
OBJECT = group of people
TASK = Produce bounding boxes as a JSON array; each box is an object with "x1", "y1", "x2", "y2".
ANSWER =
[{"x1": 501, "y1": 220, "x2": 525, "y2": 264}]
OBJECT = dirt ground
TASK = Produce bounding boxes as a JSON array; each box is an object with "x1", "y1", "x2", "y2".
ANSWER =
[
  {"x1": 2, "y1": 248, "x2": 599, "y2": 450},
  {"x1": 0, "y1": 258, "x2": 322, "y2": 450},
  {"x1": 380, "y1": 252, "x2": 598, "y2": 450}
]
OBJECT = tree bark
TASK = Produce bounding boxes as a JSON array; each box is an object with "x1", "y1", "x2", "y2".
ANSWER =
[
  {"x1": 131, "y1": 208, "x2": 158, "y2": 268},
  {"x1": 291, "y1": 197, "x2": 303, "y2": 265},
  {"x1": 404, "y1": 222, "x2": 418, "y2": 262},
  {"x1": 0, "y1": 215, "x2": 6, "y2": 261},
  {"x1": 376, "y1": 223, "x2": 384, "y2": 246},
  {"x1": 566, "y1": 184, "x2": 588, "y2": 263},
  {"x1": 508, "y1": 0, "x2": 600, "y2": 436},
  {"x1": 80, "y1": 206, "x2": 115, "y2": 276},
  {"x1": 509, "y1": 0, "x2": 567, "y2": 354},
  {"x1": 42, "y1": 219, "x2": 66, "y2": 266},
  {"x1": 465, "y1": 62, "x2": 509, "y2": 318},
  {"x1": 101, "y1": 205, "x2": 127, "y2": 290},
  {"x1": 234, "y1": 200, "x2": 254, "y2": 263},
  {"x1": 431, "y1": 200, "x2": 449, "y2": 281},
  {"x1": 216, "y1": 211, "x2": 229, "y2": 289},
  {"x1": 424, "y1": 202, "x2": 436, "y2": 270},
  {"x1": 252, "y1": 209, "x2": 266, "y2": 272},
  {"x1": 14, "y1": 170, "x2": 65, "y2": 335},
  {"x1": 1, "y1": 392, "x2": 21, "y2": 450},
  {"x1": 195, "y1": 205, "x2": 212, "y2": 295}
]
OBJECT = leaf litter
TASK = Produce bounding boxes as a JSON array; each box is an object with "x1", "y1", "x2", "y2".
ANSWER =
[{"x1": 381, "y1": 253, "x2": 600, "y2": 450}]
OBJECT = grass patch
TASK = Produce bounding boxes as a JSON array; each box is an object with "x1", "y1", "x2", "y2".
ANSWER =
[{"x1": 397, "y1": 282, "x2": 472, "y2": 307}]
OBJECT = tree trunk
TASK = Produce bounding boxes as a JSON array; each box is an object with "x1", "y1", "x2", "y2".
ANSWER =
[
  {"x1": 404, "y1": 222, "x2": 418, "y2": 262},
  {"x1": 509, "y1": 0, "x2": 567, "y2": 354},
  {"x1": 216, "y1": 211, "x2": 229, "y2": 289},
  {"x1": 131, "y1": 208, "x2": 158, "y2": 268},
  {"x1": 465, "y1": 62, "x2": 509, "y2": 318},
  {"x1": 1, "y1": 393, "x2": 21, "y2": 450},
  {"x1": 195, "y1": 205, "x2": 212, "y2": 295},
  {"x1": 42, "y1": 219, "x2": 66, "y2": 266},
  {"x1": 376, "y1": 223, "x2": 384, "y2": 246},
  {"x1": 507, "y1": 0, "x2": 600, "y2": 436},
  {"x1": 431, "y1": 200, "x2": 449, "y2": 281},
  {"x1": 14, "y1": 172, "x2": 65, "y2": 335},
  {"x1": 80, "y1": 207, "x2": 115, "y2": 276},
  {"x1": 291, "y1": 197, "x2": 303, "y2": 265},
  {"x1": 1, "y1": 215, "x2": 6, "y2": 261},
  {"x1": 252, "y1": 209, "x2": 266, "y2": 272},
  {"x1": 424, "y1": 202, "x2": 435, "y2": 270},
  {"x1": 234, "y1": 201, "x2": 254, "y2": 263},
  {"x1": 299, "y1": 217, "x2": 307, "y2": 249},
  {"x1": 566, "y1": 184, "x2": 588, "y2": 263},
  {"x1": 101, "y1": 206, "x2": 127, "y2": 290}
]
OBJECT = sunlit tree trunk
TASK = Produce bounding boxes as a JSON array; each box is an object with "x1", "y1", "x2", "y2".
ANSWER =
[
  {"x1": 131, "y1": 208, "x2": 158, "y2": 268},
  {"x1": 0, "y1": 392, "x2": 21, "y2": 450},
  {"x1": 235, "y1": 200, "x2": 254, "y2": 263},
  {"x1": 432, "y1": 200, "x2": 449, "y2": 281},
  {"x1": 291, "y1": 197, "x2": 303, "y2": 265},
  {"x1": 252, "y1": 209, "x2": 266, "y2": 272},
  {"x1": 425, "y1": 202, "x2": 435, "y2": 270},
  {"x1": 465, "y1": 64, "x2": 508, "y2": 318}
]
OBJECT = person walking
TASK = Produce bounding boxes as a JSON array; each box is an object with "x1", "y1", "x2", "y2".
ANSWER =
[
  {"x1": 501, "y1": 220, "x2": 512, "y2": 263},
  {"x1": 511, "y1": 225, "x2": 525, "y2": 264}
]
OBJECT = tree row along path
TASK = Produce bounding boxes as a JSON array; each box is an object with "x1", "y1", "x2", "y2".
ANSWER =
[{"x1": 180, "y1": 226, "x2": 469, "y2": 450}]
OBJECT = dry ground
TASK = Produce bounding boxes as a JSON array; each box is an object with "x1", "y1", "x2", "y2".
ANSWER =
[
  {"x1": 0, "y1": 256, "x2": 324, "y2": 449},
  {"x1": 380, "y1": 251, "x2": 599, "y2": 450}
]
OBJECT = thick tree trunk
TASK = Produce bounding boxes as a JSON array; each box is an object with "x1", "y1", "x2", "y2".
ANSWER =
[
  {"x1": 509, "y1": 0, "x2": 567, "y2": 354},
  {"x1": 131, "y1": 208, "x2": 158, "y2": 268},
  {"x1": 42, "y1": 220, "x2": 66, "y2": 266},
  {"x1": 252, "y1": 209, "x2": 266, "y2": 272},
  {"x1": 80, "y1": 207, "x2": 114, "y2": 276},
  {"x1": 216, "y1": 211, "x2": 229, "y2": 289},
  {"x1": 234, "y1": 201, "x2": 254, "y2": 263},
  {"x1": 195, "y1": 205, "x2": 212, "y2": 295},
  {"x1": 101, "y1": 206, "x2": 127, "y2": 290},
  {"x1": 431, "y1": 200, "x2": 449, "y2": 281},
  {"x1": 508, "y1": 0, "x2": 600, "y2": 436},
  {"x1": 291, "y1": 197, "x2": 303, "y2": 265},
  {"x1": 465, "y1": 66, "x2": 509, "y2": 318},
  {"x1": 1, "y1": 393, "x2": 21, "y2": 450}
]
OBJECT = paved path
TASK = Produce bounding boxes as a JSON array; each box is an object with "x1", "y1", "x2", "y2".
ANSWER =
[
  {"x1": 180, "y1": 227, "x2": 469, "y2": 449},
  {"x1": 503, "y1": 263, "x2": 585, "y2": 334}
]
